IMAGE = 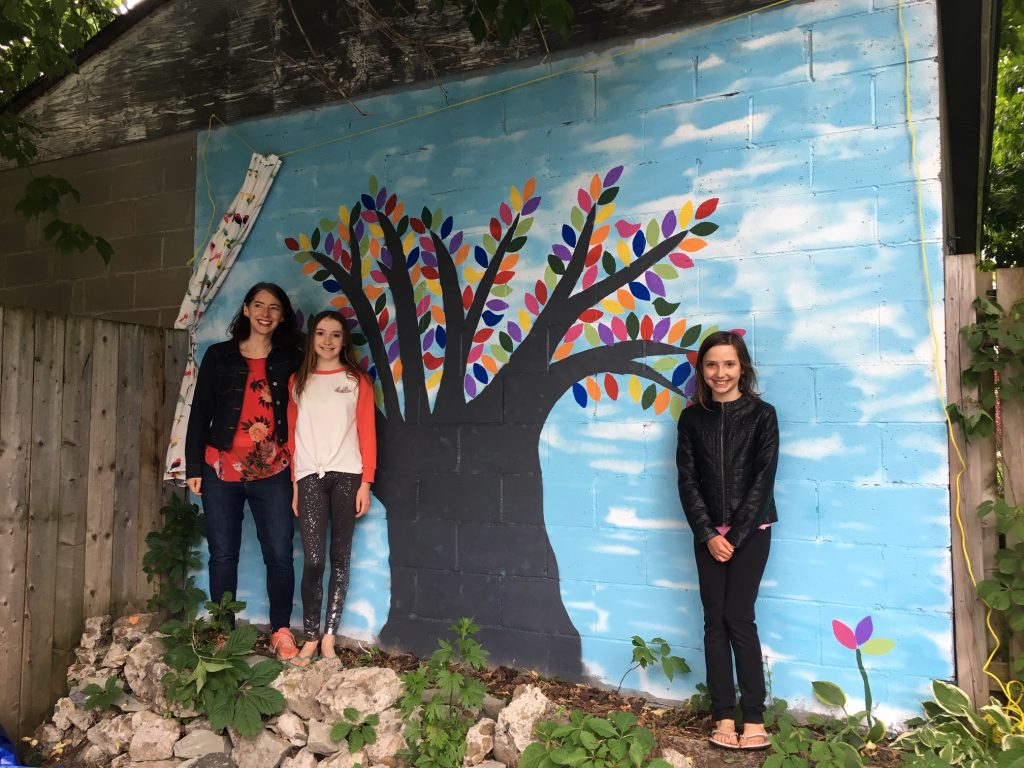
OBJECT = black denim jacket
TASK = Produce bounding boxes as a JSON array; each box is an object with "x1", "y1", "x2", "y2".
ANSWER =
[
  {"x1": 676, "y1": 396, "x2": 779, "y2": 548},
  {"x1": 185, "y1": 339, "x2": 304, "y2": 479}
]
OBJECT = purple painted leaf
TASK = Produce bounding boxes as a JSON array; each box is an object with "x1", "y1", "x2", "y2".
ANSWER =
[
  {"x1": 325, "y1": 232, "x2": 335, "y2": 254},
  {"x1": 353, "y1": 221, "x2": 365, "y2": 241},
  {"x1": 508, "y1": 323, "x2": 523, "y2": 343},
  {"x1": 522, "y1": 196, "x2": 541, "y2": 216},
  {"x1": 423, "y1": 328, "x2": 436, "y2": 350},
  {"x1": 661, "y1": 210, "x2": 676, "y2": 238},
  {"x1": 380, "y1": 248, "x2": 393, "y2": 268},
  {"x1": 375, "y1": 188, "x2": 387, "y2": 210},
  {"x1": 652, "y1": 317, "x2": 670, "y2": 342},
  {"x1": 645, "y1": 272, "x2": 666, "y2": 297},
  {"x1": 854, "y1": 616, "x2": 873, "y2": 646},
  {"x1": 553, "y1": 244, "x2": 573, "y2": 262},
  {"x1": 450, "y1": 231, "x2": 464, "y2": 252},
  {"x1": 604, "y1": 166, "x2": 624, "y2": 187},
  {"x1": 598, "y1": 323, "x2": 615, "y2": 347},
  {"x1": 683, "y1": 376, "x2": 697, "y2": 398},
  {"x1": 832, "y1": 620, "x2": 858, "y2": 650},
  {"x1": 465, "y1": 375, "x2": 476, "y2": 397},
  {"x1": 387, "y1": 340, "x2": 401, "y2": 363},
  {"x1": 422, "y1": 250, "x2": 438, "y2": 268},
  {"x1": 487, "y1": 299, "x2": 509, "y2": 311}
]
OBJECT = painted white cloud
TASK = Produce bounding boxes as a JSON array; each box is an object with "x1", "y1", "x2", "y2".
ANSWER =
[{"x1": 605, "y1": 506, "x2": 685, "y2": 530}]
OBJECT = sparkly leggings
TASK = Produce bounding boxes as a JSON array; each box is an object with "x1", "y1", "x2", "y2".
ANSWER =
[{"x1": 297, "y1": 471, "x2": 360, "y2": 642}]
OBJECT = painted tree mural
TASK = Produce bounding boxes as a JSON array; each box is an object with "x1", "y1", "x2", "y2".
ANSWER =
[{"x1": 285, "y1": 166, "x2": 724, "y2": 673}]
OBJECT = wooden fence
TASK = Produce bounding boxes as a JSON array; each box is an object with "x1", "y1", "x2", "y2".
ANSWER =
[
  {"x1": 0, "y1": 305, "x2": 187, "y2": 741},
  {"x1": 946, "y1": 256, "x2": 1024, "y2": 706}
]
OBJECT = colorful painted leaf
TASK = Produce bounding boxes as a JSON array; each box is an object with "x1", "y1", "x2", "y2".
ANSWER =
[
  {"x1": 561, "y1": 225, "x2": 577, "y2": 247},
  {"x1": 645, "y1": 219, "x2": 660, "y2": 246},
  {"x1": 653, "y1": 298, "x2": 680, "y2": 316},
  {"x1": 598, "y1": 324, "x2": 615, "y2": 346},
  {"x1": 473, "y1": 363, "x2": 488, "y2": 383},
  {"x1": 640, "y1": 315, "x2": 654, "y2": 340},
  {"x1": 632, "y1": 231, "x2": 646, "y2": 258},
  {"x1": 596, "y1": 203, "x2": 615, "y2": 224},
  {"x1": 671, "y1": 362, "x2": 692, "y2": 386},
  {"x1": 499, "y1": 202, "x2": 513, "y2": 226},
  {"x1": 690, "y1": 221, "x2": 718, "y2": 237},
  {"x1": 653, "y1": 263, "x2": 678, "y2": 280},
  {"x1": 616, "y1": 240, "x2": 632, "y2": 266},
  {"x1": 522, "y1": 196, "x2": 541, "y2": 216},
  {"x1": 426, "y1": 370, "x2": 443, "y2": 389},
  {"x1": 284, "y1": 237, "x2": 300, "y2": 251},
  {"x1": 679, "y1": 238, "x2": 706, "y2": 252},
  {"x1": 695, "y1": 198, "x2": 719, "y2": 219},
  {"x1": 581, "y1": 265, "x2": 597, "y2": 289},
  {"x1": 515, "y1": 218, "x2": 534, "y2": 237},
  {"x1": 510, "y1": 185, "x2": 523, "y2": 212},
  {"x1": 572, "y1": 382, "x2": 588, "y2": 408},
  {"x1": 570, "y1": 207, "x2": 585, "y2": 231},
  {"x1": 854, "y1": 616, "x2": 873, "y2": 646},
  {"x1": 628, "y1": 375, "x2": 642, "y2": 402},
  {"x1": 670, "y1": 252, "x2": 695, "y2": 268},
  {"x1": 640, "y1": 384, "x2": 657, "y2": 410},
  {"x1": 602, "y1": 252, "x2": 617, "y2": 275},
  {"x1": 579, "y1": 308, "x2": 603, "y2": 323},
  {"x1": 860, "y1": 638, "x2": 896, "y2": 656},
  {"x1": 629, "y1": 282, "x2": 651, "y2": 301},
  {"x1": 661, "y1": 210, "x2": 677, "y2": 238},
  {"x1": 524, "y1": 177, "x2": 537, "y2": 199},
  {"x1": 604, "y1": 374, "x2": 619, "y2": 400},
  {"x1": 589, "y1": 174, "x2": 601, "y2": 201},
  {"x1": 653, "y1": 389, "x2": 670, "y2": 414},
  {"x1": 678, "y1": 201, "x2": 694, "y2": 229},
  {"x1": 578, "y1": 189, "x2": 593, "y2": 213},
  {"x1": 586, "y1": 377, "x2": 601, "y2": 401},
  {"x1": 616, "y1": 220, "x2": 641, "y2": 238},
  {"x1": 612, "y1": 316, "x2": 629, "y2": 341},
  {"x1": 645, "y1": 272, "x2": 665, "y2": 297},
  {"x1": 553, "y1": 342, "x2": 574, "y2": 361},
  {"x1": 832, "y1": 620, "x2": 858, "y2": 650},
  {"x1": 600, "y1": 298, "x2": 624, "y2": 314},
  {"x1": 584, "y1": 325, "x2": 601, "y2": 346},
  {"x1": 597, "y1": 186, "x2": 618, "y2": 205},
  {"x1": 492, "y1": 344, "x2": 509, "y2": 363},
  {"x1": 669, "y1": 394, "x2": 683, "y2": 419}
]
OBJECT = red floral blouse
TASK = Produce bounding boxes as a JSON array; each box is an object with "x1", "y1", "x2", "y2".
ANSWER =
[{"x1": 204, "y1": 357, "x2": 290, "y2": 482}]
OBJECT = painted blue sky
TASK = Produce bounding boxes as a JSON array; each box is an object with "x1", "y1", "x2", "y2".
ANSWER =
[{"x1": 192, "y1": 0, "x2": 948, "y2": 719}]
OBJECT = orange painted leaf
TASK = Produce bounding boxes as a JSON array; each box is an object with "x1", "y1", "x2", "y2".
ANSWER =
[
  {"x1": 667, "y1": 319, "x2": 687, "y2": 343},
  {"x1": 653, "y1": 388, "x2": 670, "y2": 414},
  {"x1": 680, "y1": 238, "x2": 707, "y2": 252},
  {"x1": 552, "y1": 342, "x2": 574, "y2": 361},
  {"x1": 589, "y1": 174, "x2": 601, "y2": 200},
  {"x1": 616, "y1": 288, "x2": 636, "y2": 311},
  {"x1": 585, "y1": 377, "x2": 601, "y2": 401},
  {"x1": 524, "y1": 177, "x2": 537, "y2": 200}
]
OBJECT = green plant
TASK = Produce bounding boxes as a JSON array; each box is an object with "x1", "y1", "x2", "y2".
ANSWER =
[
  {"x1": 520, "y1": 710, "x2": 670, "y2": 768},
  {"x1": 683, "y1": 682, "x2": 711, "y2": 714},
  {"x1": 331, "y1": 707, "x2": 380, "y2": 753},
  {"x1": 893, "y1": 680, "x2": 1024, "y2": 767},
  {"x1": 81, "y1": 676, "x2": 122, "y2": 711},
  {"x1": 616, "y1": 636, "x2": 690, "y2": 693},
  {"x1": 358, "y1": 644, "x2": 383, "y2": 666},
  {"x1": 397, "y1": 617, "x2": 489, "y2": 768},
  {"x1": 765, "y1": 715, "x2": 863, "y2": 768},
  {"x1": 160, "y1": 615, "x2": 285, "y2": 736},
  {"x1": 142, "y1": 494, "x2": 207, "y2": 616},
  {"x1": 204, "y1": 591, "x2": 246, "y2": 637}
]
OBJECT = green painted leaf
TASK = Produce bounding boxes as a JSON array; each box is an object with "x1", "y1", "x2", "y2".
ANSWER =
[
  {"x1": 584, "y1": 325, "x2": 600, "y2": 346},
  {"x1": 492, "y1": 284, "x2": 513, "y2": 297},
  {"x1": 652, "y1": 358, "x2": 677, "y2": 372},
  {"x1": 690, "y1": 221, "x2": 718, "y2": 237},
  {"x1": 548, "y1": 255, "x2": 566, "y2": 276},
  {"x1": 645, "y1": 219, "x2": 660, "y2": 246},
  {"x1": 483, "y1": 234, "x2": 498, "y2": 254},
  {"x1": 859, "y1": 637, "x2": 895, "y2": 656},
  {"x1": 625, "y1": 313, "x2": 640, "y2": 340},
  {"x1": 515, "y1": 218, "x2": 534, "y2": 237},
  {"x1": 508, "y1": 236, "x2": 528, "y2": 252},
  {"x1": 293, "y1": 251, "x2": 311, "y2": 264},
  {"x1": 319, "y1": 218, "x2": 336, "y2": 232},
  {"x1": 652, "y1": 298, "x2": 679, "y2": 316},
  {"x1": 602, "y1": 252, "x2": 617, "y2": 275},
  {"x1": 653, "y1": 264, "x2": 678, "y2": 280},
  {"x1": 313, "y1": 269, "x2": 329, "y2": 282},
  {"x1": 640, "y1": 384, "x2": 656, "y2": 410},
  {"x1": 812, "y1": 680, "x2": 847, "y2": 708},
  {"x1": 570, "y1": 207, "x2": 585, "y2": 230},
  {"x1": 598, "y1": 187, "x2": 619, "y2": 205},
  {"x1": 680, "y1": 325, "x2": 701, "y2": 348}
]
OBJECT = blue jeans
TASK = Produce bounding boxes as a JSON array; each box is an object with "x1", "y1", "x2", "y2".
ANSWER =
[{"x1": 201, "y1": 465, "x2": 295, "y2": 632}]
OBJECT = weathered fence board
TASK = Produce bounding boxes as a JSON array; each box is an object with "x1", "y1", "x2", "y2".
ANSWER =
[
  {"x1": 0, "y1": 306, "x2": 186, "y2": 741},
  {"x1": 945, "y1": 255, "x2": 998, "y2": 706}
]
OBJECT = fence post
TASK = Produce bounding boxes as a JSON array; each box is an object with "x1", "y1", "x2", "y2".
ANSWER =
[{"x1": 945, "y1": 254, "x2": 996, "y2": 706}]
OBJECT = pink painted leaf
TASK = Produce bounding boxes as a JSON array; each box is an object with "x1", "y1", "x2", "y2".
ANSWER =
[
  {"x1": 615, "y1": 220, "x2": 641, "y2": 238},
  {"x1": 578, "y1": 190, "x2": 592, "y2": 213},
  {"x1": 669, "y1": 252, "x2": 694, "y2": 269},
  {"x1": 832, "y1": 620, "x2": 857, "y2": 650}
]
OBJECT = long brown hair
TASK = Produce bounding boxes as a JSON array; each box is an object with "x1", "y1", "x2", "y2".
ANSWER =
[
  {"x1": 228, "y1": 282, "x2": 302, "y2": 348},
  {"x1": 292, "y1": 310, "x2": 362, "y2": 398},
  {"x1": 693, "y1": 330, "x2": 760, "y2": 408}
]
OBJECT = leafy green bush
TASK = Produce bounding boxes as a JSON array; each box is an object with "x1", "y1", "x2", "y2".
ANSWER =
[
  {"x1": 519, "y1": 710, "x2": 670, "y2": 768},
  {"x1": 160, "y1": 613, "x2": 285, "y2": 736},
  {"x1": 142, "y1": 494, "x2": 206, "y2": 616},
  {"x1": 397, "y1": 618, "x2": 489, "y2": 768},
  {"x1": 616, "y1": 636, "x2": 690, "y2": 693},
  {"x1": 331, "y1": 707, "x2": 380, "y2": 753},
  {"x1": 893, "y1": 680, "x2": 1024, "y2": 767}
]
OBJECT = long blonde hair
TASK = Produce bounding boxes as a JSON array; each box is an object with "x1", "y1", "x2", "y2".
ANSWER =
[{"x1": 293, "y1": 310, "x2": 362, "y2": 397}]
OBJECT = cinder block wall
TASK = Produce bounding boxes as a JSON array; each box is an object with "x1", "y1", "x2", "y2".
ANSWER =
[{"x1": 0, "y1": 131, "x2": 195, "y2": 326}]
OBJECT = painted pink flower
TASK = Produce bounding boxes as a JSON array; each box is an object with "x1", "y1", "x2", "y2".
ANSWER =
[{"x1": 832, "y1": 616, "x2": 895, "y2": 656}]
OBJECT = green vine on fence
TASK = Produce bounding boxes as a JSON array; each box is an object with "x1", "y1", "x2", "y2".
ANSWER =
[
  {"x1": 949, "y1": 295, "x2": 1024, "y2": 679},
  {"x1": 142, "y1": 494, "x2": 207, "y2": 615}
]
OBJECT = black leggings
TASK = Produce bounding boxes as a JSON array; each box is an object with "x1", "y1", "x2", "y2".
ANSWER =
[
  {"x1": 297, "y1": 471, "x2": 360, "y2": 641},
  {"x1": 694, "y1": 527, "x2": 771, "y2": 724}
]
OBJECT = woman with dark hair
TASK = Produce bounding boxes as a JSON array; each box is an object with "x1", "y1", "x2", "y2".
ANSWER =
[
  {"x1": 185, "y1": 282, "x2": 305, "y2": 659},
  {"x1": 286, "y1": 310, "x2": 376, "y2": 666},
  {"x1": 676, "y1": 331, "x2": 779, "y2": 750}
]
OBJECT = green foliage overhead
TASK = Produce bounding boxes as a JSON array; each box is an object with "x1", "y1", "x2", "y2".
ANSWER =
[{"x1": 985, "y1": 0, "x2": 1024, "y2": 267}]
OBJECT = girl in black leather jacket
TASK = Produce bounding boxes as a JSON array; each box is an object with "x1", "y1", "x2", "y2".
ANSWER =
[{"x1": 676, "y1": 331, "x2": 779, "y2": 750}]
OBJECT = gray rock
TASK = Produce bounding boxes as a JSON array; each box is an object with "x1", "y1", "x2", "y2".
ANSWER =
[
  {"x1": 228, "y1": 729, "x2": 291, "y2": 768},
  {"x1": 101, "y1": 641, "x2": 132, "y2": 669},
  {"x1": 180, "y1": 754, "x2": 238, "y2": 768},
  {"x1": 183, "y1": 717, "x2": 214, "y2": 734},
  {"x1": 33, "y1": 723, "x2": 65, "y2": 748},
  {"x1": 482, "y1": 695, "x2": 507, "y2": 721},
  {"x1": 306, "y1": 718, "x2": 342, "y2": 755},
  {"x1": 78, "y1": 742, "x2": 111, "y2": 765},
  {"x1": 123, "y1": 634, "x2": 171, "y2": 708},
  {"x1": 126, "y1": 761, "x2": 183, "y2": 768},
  {"x1": 364, "y1": 708, "x2": 406, "y2": 766},
  {"x1": 52, "y1": 696, "x2": 97, "y2": 732},
  {"x1": 492, "y1": 686, "x2": 557, "y2": 768},
  {"x1": 113, "y1": 613, "x2": 164, "y2": 645},
  {"x1": 271, "y1": 712, "x2": 307, "y2": 746},
  {"x1": 319, "y1": 749, "x2": 366, "y2": 768},
  {"x1": 110, "y1": 754, "x2": 132, "y2": 768},
  {"x1": 80, "y1": 616, "x2": 113, "y2": 648},
  {"x1": 114, "y1": 692, "x2": 149, "y2": 712},
  {"x1": 129, "y1": 710, "x2": 182, "y2": 761},
  {"x1": 280, "y1": 748, "x2": 319, "y2": 768},
  {"x1": 75, "y1": 643, "x2": 110, "y2": 665},
  {"x1": 660, "y1": 747, "x2": 694, "y2": 768},
  {"x1": 270, "y1": 659, "x2": 335, "y2": 720},
  {"x1": 465, "y1": 718, "x2": 496, "y2": 766},
  {"x1": 67, "y1": 662, "x2": 100, "y2": 686},
  {"x1": 174, "y1": 728, "x2": 230, "y2": 759},
  {"x1": 477, "y1": 761, "x2": 508, "y2": 768},
  {"x1": 317, "y1": 667, "x2": 403, "y2": 720},
  {"x1": 86, "y1": 713, "x2": 134, "y2": 756}
]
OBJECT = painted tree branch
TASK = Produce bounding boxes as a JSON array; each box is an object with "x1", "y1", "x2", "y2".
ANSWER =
[
  {"x1": 545, "y1": 340, "x2": 690, "y2": 404},
  {"x1": 309, "y1": 248, "x2": 401, "y2": 419},
  {"x1": 463, "y1": 214, "x2": 522, "y2": 350},
  {"x1": 431, "y1": 230, "x2": 470, "y2": 415},
  {"x1": 379, "y1": 218, "x2": 428, "y2": 402}
]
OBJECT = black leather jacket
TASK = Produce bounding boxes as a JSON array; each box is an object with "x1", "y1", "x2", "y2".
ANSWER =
[
  {"x1": 676, "y1": 396, "x2": 779, "y2": 548},
  {"x1": 185, "y1": 339, "x2": 304, "y2": 479}
]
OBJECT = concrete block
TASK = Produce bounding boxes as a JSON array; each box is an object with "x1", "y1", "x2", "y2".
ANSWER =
[
  {"x1": 3, "y1": 250, "x2": 53, "y2": 287},
  {"x1": 811, "y1": 4, "x2": 937, "y2": 78},
  {"x1": 816, "y1": 363, "x2": 942, "y2": 424},
  {"x1": 752, "y1": 74, "x2": 872, "y2": 144},
  {"x1": 595, "y1": 45, "x2": 695, "y2": 118},
  {"x1": 696, "y1": 141, "x2": 811, "y2": 204},
  {"x1": 110, "y1": 158, "x2": 173, "y2": 201},
  {"x1": 104, "y1": 233, "x2": 164, "y2": 273},
  {"x1": 881, "y1": 423, "x2": 948, "y2": 485},
  {"x1": 102, "y1": 308, "x2": 164, "y2": 327},
  {"x1": 874, "y1": 60, "x2": 940, "y2": 127},
  {"x1": 414, "y1": 570, "x2": 500, "y2": 625},
  {"x1": 68, "y1": 200, "x2": 138, "y2": 240},
  {"x1": 81, "y1": 274, "x2": 136, "y2": 313},
  {"x1": 134, "y1": 192, "x2": 195, "y2": 235},
  {"x1": 134, "y1": 266, "x2": 191, "y2": 307},
  {"x1": 0, "y1": 282, "x2": 72, "y2": 314},
  {"x1": 161, "y1": 228, "x2": 197, "y2": 266},
  {"x1": 548, "y1": 526, "x2": 645, "y2": 584},
  {"x1": 643, "y1": 531, "x2": 697, "y2": 589},
  {"x1": 504, "y1": 71, "x2": 596, "y2": 132},
  {"x1": 818, "y1": 482, "x2": 948, "y2": 548},
  {"x1": 697, "y1": 27, "x2": 807, "y2": 99},
  {"x1": 812, "y1": 121, "x2": 939, "y2": 192},
  {"x1": 644, "y1": 96, "x2": 750, "y2": 161},
  {"x1": 777, "y1": 423, "x2": 884, "y2": 483},
  {"x1": 456, "y1": 521, "x2": 550, "y2": 577},
  {"x1": 56, "y1": 248, "x2": 111, "y2": 280}
]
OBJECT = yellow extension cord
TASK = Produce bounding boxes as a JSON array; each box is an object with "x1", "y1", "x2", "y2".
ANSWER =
[{"x1": 195, "y1": 0, "x2": 1018, "y2": 718}]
